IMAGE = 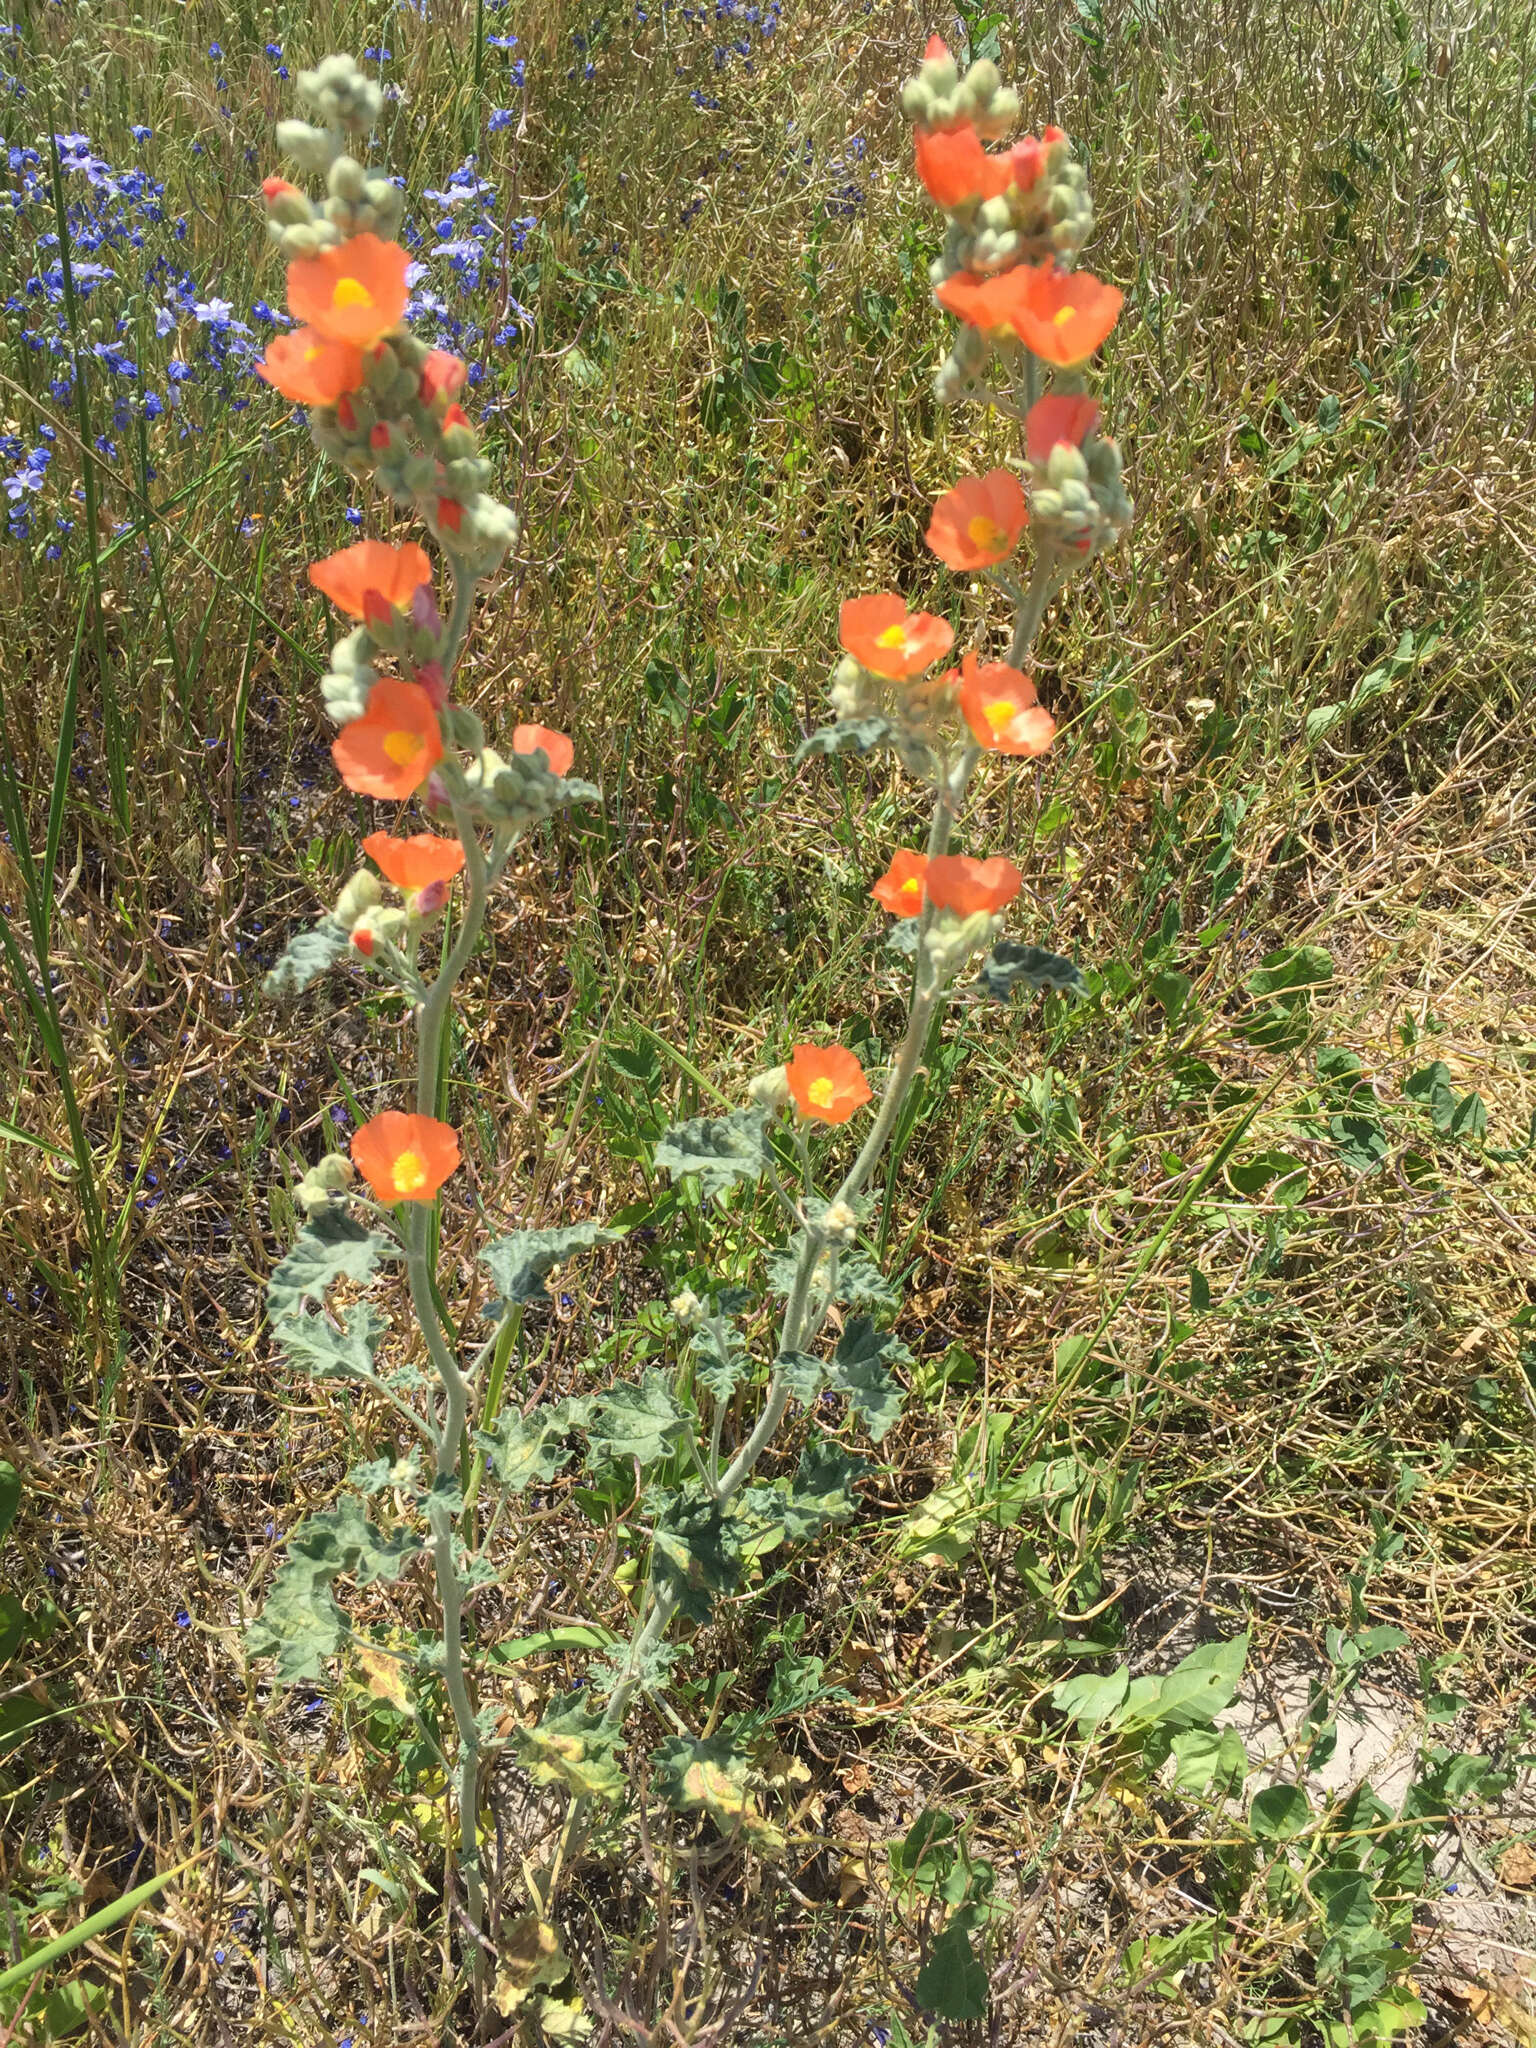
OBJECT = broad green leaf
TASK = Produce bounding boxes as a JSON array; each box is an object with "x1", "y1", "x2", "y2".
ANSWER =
[
  {"x1": 247, "y1": 1498, "x2": 423, "y2": 1685},
  {"x1": 827, "y1": 1317, "x2": 910, "y2": 1442},
  {"x1": 1249, "y1": 1782, "x2": 1311, "y2": 1840},
  {"x1": 794, "y1": 716, "x2": 897, "y2": 762},
  {"x1": 1137, "y1": 1633, "x2": 1248, "y2": 1728},
  {"x1": 0, "y1": 1460, "x2": 18, "y2": 1545},
  {"x1": 653, "y1": 1108, "x2": 768, "y2": 1199},
  {"x1": 515, "y1": 1690, "x2": 625, "y2": 1803},
  {"x1": 262, "y1": 918, "x2": 350, "y2": 999},
  {"x1": 651, "y1": 1489, "x2": 741, "y2": 1621},
  {"x1": 1126, "y1": 1916, "x2": 1220, "y2": 1994},
  {"x1": 267, "y1": 1212, "x2": 391, "y2": 1325},
  {"x1": 1330, "y1": 1112, "x2": 1389, "y2": 1175},
  {"x1": 653, "y1": 1730, "x2": 783, "y2": 1850},
  {"x1": 272, "y1": 1300, "x2": 390, "y2": 1382},
  {"x1": 693, "y1": 1318, "x2": 745, "y2": 1402},
  {"x1": 1245, "y1": 945, "x2": 1333, "y2": 1000},
  {"x1": 774, "y1": 1349, "x2": 825, "y2": 1402},
  {"x1": 781, "y1": 1442, "x2": 870, "y2": 1540},
  {"x1": 585, "y1": 1372, "x2": 690, "y2": 1468},
  {"x1": 0, "y1": 1592, "x2": 27, "y2": 1664},
  {"x1": 475, "y1": 1400, "x2": 586, "y2": 1492},
  {"x1": 978, "y1": 941, "x2": 1088, "y2": 1003},
  {"x1": 1403, "y1": 1059, "x2": 1452, "y2": 1106},
  {"x1": 766, "y1": 1650, "x2": 847, "y2": 1719},
  {"x1": 765, "y1": 1241, "x2": 899, "y2": 1317},
  {"x1": 481, "y1": 1223, "x2": 625, "y2": 1308},
  {"x1": 915, "y1": 1922, "x2": 988, "y2": 2022},
  {"x1": 1052, "y1": 1665, "x2": 1130, "y2": 1729},
  {"x1": 1169, "y1": 1725, "x2": 1249, "y2": 1797}
]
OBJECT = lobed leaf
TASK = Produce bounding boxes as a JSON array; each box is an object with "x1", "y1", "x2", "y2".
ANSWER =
[
  {"x1": 651, "y1": 1488, "x2": 742, "y2": 1621},
  {"x1": 652, "y1": 1729, "x2": 784, "y2": 1851},
  {"x1": 481, "y1": 1222, "x2": 626, "y2": 1309},
  {"x1": 514, "y1": 1689, "x2": 625, "y2": 1803},
  {"x1": 267, "y1": 1211, "x2": 392, "y2": 1325},
  {"x1": 272, "y1": 1299, "x2": 390, "y2": 1382},
  {"x1": 247, "y1": 1497, "x2": 423, "y2": 1685},
  {"x1": 475, "y1": 1398, "x2": 590, "y2": 1492},
  {"x1": 978, "y1": 940, "x2": 1088, "y2": 1003},
  {"x1": 585, "y1": 1371, "x2": 691, "y2": 1469},
  {"x1": 827, "y1": 1317, "x2": 911, "y2": 1442},
  {"x1": 794, "y1": 716, "x2": 897, "y2": 763},
  {"x1": 653, "y1": 1108, "x2": 769, "y2": 1199},
  {"x1": 262, "y1": 918, "x2": 351, "y2": 1000}
]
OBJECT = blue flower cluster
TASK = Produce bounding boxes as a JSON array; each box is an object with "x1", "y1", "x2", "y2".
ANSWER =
[{"x1": 0, "y1": 46, "x2": 543, "y2": 558}]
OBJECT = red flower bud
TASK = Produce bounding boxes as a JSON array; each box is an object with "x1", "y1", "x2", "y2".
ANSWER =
[
  {"x1": 437, "y1": 497, "x2": 463, "y2": 534},
  {"x1": 369, "y1": 422, "x2": 392, "y2": 450},
  {"x1": 362, "y1": 587, "x2": 394, "y2": 632},
  {"x1": 262, "y1": 175, "x2": 299, "y2": 203},
  {"x1": 351, "y1": 926, "x2": 375, "y2": 957},
  {"x1": 442, "y1": 403, "x2": 471, "y2": 432},
  {"x1": 336, "y1": 393, "x2": 357, "y2": 431},
  {"x1": 419, "y1": 349, "x2": 467, "y2": 404},
  {"x1": 413, "y1": 879, "x2": 450, "y2": 917},
  {"x1": 414, "y1": 661, "x2": 448, "y2": 710}
]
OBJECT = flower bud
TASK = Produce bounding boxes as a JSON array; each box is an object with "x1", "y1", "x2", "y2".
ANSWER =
[
  {"x1": 275, "y1": 118, "x2": 338, "y2": 174},
  {"x1": 670, "y1": 1287, "x2": 704, "y2": 1329},
  {"x1": 823, "y1": 1199, "x2": 859, "y2": 1246},
  {"x1": 327, "y1": 153, "x2": 367, "y2": 203},
  {"x1": 413, "y1": 659, "x2": 448, "y2": 710},
  {"x1": 747, "y1": 1066, "x2": 792, "y2": 1112},
  {"x1": 924, "y1": 909, "x2": 999, "y2": 980},
  {"x1": 314, "y1": 1152, "x2": 355, "y2": 1190},
  {"x1": 413, "y1": 879, "x2": 450, "y2": 918},
  {"x1": 335, "y1": 868, "x2": 383, "y2": 926},
  {"x1": 442, "y1": 706, "x2": 484, "y2": 752}
]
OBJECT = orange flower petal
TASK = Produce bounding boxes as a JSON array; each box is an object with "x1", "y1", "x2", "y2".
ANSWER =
[
  {"x1": 309, "y1": 540, "x2": 434, "y2": 621},
  {"x1": 935, "y1": 268, "x2": 1036, "y2": 336},
  {"x1": 784, "y1": 1044, "x2": 872, "y2": 1125},
  {"x1": 871, "y1": 849, "x2": 929, "y2": 918},
  {"x1": 287, "y1": 233, "x2": 410, "y2": 349},
  {"x1": 956, "y1": 653, "x2": 1054, "y2": 757},
  {"x1": 925, "y1": 853, "x2": 1023, "y2": 916},
  {"x1": 351, "y1": 1110, "x2": 460, "y2": 1203},
  {"x1": 332, "y1": 678, "x2": 444, "y2": 800},
  {"x1": 256, "y1": 327, "x2": 364, "y2": 407},
  {"x1": 925, "y1": 469, "x2": 1028, "y2": 571},
  {"x1": 361, "y1": 831, "x2": 466, "y2": 891},
  {"x1": 511, "y1": 724, "x2": 575, "y2": 778},
  {"x1": 1010, "y1": 265, "x2": 1123, "y2": 368},
  {"x1": 839, "y1": 593, "x2": 955, "y2": 681},
  {"x1": 1025, "y1": 393, "x2": 1101, "y2": 466},
  {"x1": 913, "y1": 123, "x2": 1016, "y2": 209}
]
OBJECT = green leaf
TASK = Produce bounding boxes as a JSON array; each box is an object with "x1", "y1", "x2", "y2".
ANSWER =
[
  {"x1": 1169, "y1": 1725, "x2": 1249, "y2": 1798},
  {"x1": 766, "y1": 1650, "x2": 849, "y2": 1719},
  {"x1": 247, "y1": 1498, "x2": 423, "y2": 1685},
  {"x1": 651, "y1": 1488, "x2": 741, "y2": 1621},
  {"x1": 794, "y1": 716, "x2": 897, "y2": 762},
  {"x1": 1052, "y1": 1665, "x2": 1131, "y2": 1730},
  {"x1": 272, "y1": 1300, "x2": 390, "y2": 1382},
  {"x1": 916, "y1": 1922, "x2": 988, "y2": 2022},
  {"x1": 775, "y1": 1349, "x2": 825, "y2": 1402},
  {"x1": 978, "y1": 940, "x2": 1088, "y2": 1003},
  {"x1": 585, "y1": 1372, "x2": 691, "y2": 1468},
  {"x1": 1447, "y1": 1091, "x2": 1487, "y2": 1140},
  {"x1": 267, "y1": 1211, "x2": 391, "y2": 1324},
  {"x1": 653, "y1": 1108, "x2": 768, "y2": 1199},
  {"x1": 765, "y1": 1239, "x2": 899, "y2": 1316},
  {"x1": 1136, "y1": 1634, "x2": 1248, "y2": 1727},
  {"x1": 693, "y1": 1318, "x2": 745, "y2": 1402},
  {"x1": 1245, "y1": 945, "x2": 1334, "y2": 1000},
  {"x1": 653, "y1": 1730, "x2": 784, "y2": 1850},
  {"x1": 262, "y1": 918, "x2": 350, "y2": 999},
  {"x1": 1150, "y1": 967, "x2": 1194, "y2": 1020},
  {"x1": 514, "y1": 1690, "x2": 625, "y2": 1803},
  {"x1": 827, "y1": 1317, "x2": 910, "y2": 1442},
  {"x1": 481, "y1": 1223, "x2": 625, "y2": 1308},
  {"x1": 1249, "y1": 1783, "x2": 1311, "y2": 1840},
  {"x1": 780, "y1": 1443, "x2": 870, "y2": 1540},
  {"x1": 0, "y1": 1593, "x2": 27, "y2": 1665},
  {"x1": 0, "y1": 1460, "x2": 19, "y2": 1545},
  {"x1": 1330, "y1": 1112, "x2": 1389, "y2": 1174},
  {"x1": 475, "y1": 1399, "x2": 587, "y2": 1492}
]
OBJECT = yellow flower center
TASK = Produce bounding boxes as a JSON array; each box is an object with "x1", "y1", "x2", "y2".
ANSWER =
[
  {"x1": 807, "y1": 1077, "x2": 836, "y2": 1109},
  {"x1": 983, "y1": 697, "x2": 1017, "y2": 733},
  {"x1": 333, "y1": 277, "x2": 376, "y2": 311},
  {"x1": 392, "y1": 1150, "x2": 428, "y2": 1194},
  {"x1": 875, "y1": 623, "x2": 909, "y2": 650},
  {"x1": 900, "y1": 876, "x2": 922, "y2": 898},
  {"x1": 1053, "y1": 304, "x2": 1077, "y2": 327},
  {"x1": 303, "y1": 343, "x2": 323, "y2": 364},
  {"x1": 966, "y1": 515, "x2": 1009, "y2": 553},
  {"x1": 383, "y1": 729, "x2": 424, "y2": 766}
]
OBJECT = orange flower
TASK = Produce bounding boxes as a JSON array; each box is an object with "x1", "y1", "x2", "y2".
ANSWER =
[
  {"x1": 351, "y1": 1111, "x2": 460, "y2": 1203},
  {"x1": 1007, "y1": 265, "x2": 1123, "y2": 368},
  {"x1": 955, "y1": 653, "x2": 1055, "y2": 757},
  {"x1": 332, "y1": 678, "x2": 443, "y2": 800},
  {"x1": 1026, "y1": 392, "x2": 1101, "y2": 466},
  {"x1": 361, "y1": 831, "x2": 466, "y2": 890},
  {"x1": 926, "y1": 469, "x2": 1027, "y2": 571},
  {"x1": 871, "y1": 850, "x2": 929, "y2": 918},
  {"x1": 839, "y1": 594, "x2": 954, "y2": 681},
  {"x1": 913, "y1": 123, "x2": 1016, "y2": 209},
  {"x1": 512, "y1": 724, "x2": 575, "y2": 777},
  {"x1": 256, "y1": 327, "x2": 364, "y2": 406},
  {"x1": 419, "y1": 350, "x2": 468, "y2": 404},
  {"x1": 309, "y1": 540, "x2": 433, "y2": 622},
  {"x1": 925, "y1": 853, "x2": 1023, "y2": 916},
  {"x1": 934, "y1": 267, "x2": 1037, "y2": 336},
  {"x1": 784, "y1": 1044, "x2": 872, "y2": 1125},
  {"x1": 287, "y1": 233, "x2": 410, "y2": 348},
  {"x1": 1006, "y1": 126, "x2": 1066, "y2": 193}
]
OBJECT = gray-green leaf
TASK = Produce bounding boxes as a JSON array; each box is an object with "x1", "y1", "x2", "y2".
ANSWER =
[
  {"x1": 794, "y1": 716, "x2": 897, "y2": 763},
  {"x1": 585, "y1": 1371, "x2": 691, "y2": 1468},
  {"x1": 653, "y1": 1108, "x2": 768, "y2": 1199},
  {"x1": 978, "y1": 941, "x2": 1088, "y2": 1003},
  {"x1": 693, "y1": 1319, "x2": 746, "y2": 1402},
  {"x1": 481, "y1": 1222, "x2": 625, "y2": 1308},
  {"x1": 272, "y1": 1300, "x2": 390, "y2": 1382},
  {"x1": 651, "y1": 1489, "x2": 742, "y2": 1622},
  {"x1": 780, "y1": 1443, "x2": 870, "y2": 1541},
  {"x1": 262, "y1": 918, "x2": 351, "y2": 999},
  {"x1": 827, "y1": 1317, "x2": 911, "y2": 1442},
  {"x1": 247, "y1": 1497, "x2": 423, "y2": 1685},
  {"x1": 475, "y1": 1399, "x2": 587, "y2": 1492},
  {"x1": 515, "y1": 1690, "x2": 625, "y2": 1803},
  {"x1": 266, "y1": 1212, "x2": 392, "y2": 1325}
]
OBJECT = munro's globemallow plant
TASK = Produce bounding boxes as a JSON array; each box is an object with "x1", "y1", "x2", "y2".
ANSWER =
[{"x1": 249, "y1": 38, "x2": 1130, "y2": 2024}]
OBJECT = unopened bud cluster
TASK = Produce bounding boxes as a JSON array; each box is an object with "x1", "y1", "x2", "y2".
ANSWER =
[
  {"x1": 923, "y1": 909, "x2": 999, "y2": 982},
  {"x1": 827, "y1": 655, "x2": 947, "y2": 778},
  {"x1": 1030, "y1": 433, "x2": 1133, "y2": 559},
  {"x1": 294, "y1": 1150, "x2": 356, "y2": 1216}
]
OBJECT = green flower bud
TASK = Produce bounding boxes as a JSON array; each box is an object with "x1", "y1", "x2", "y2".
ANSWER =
[
  {"x1": 746, "y1": 1066, "x2": 791, "y2": 1112},
  {"x1": 442, "y1": 706, "x2": 485, "y2": 751},
  {"x1": 335, "y1": 868, "x2": 383, "y2": 926},
  {"x1": 327, "y1": 154, "x2": 367, "y2": 203},
  {"x1": 275, "y1": 119, "x2": 338, "y2": 173}
]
